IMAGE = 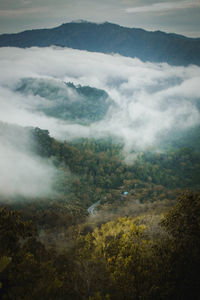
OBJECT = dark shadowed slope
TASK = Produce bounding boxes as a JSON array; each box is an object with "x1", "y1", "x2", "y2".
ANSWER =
[
  {"x1": 15, "y1": 78, "x2": 113, "y2": 124},
  {"x1": 0, "y1": 21, "x2": 200, "y2": 66}
]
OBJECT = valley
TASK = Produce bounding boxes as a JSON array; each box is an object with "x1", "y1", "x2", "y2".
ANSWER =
[{"x1": 0, "y1": 21, "x2": 200, "y2": 300}]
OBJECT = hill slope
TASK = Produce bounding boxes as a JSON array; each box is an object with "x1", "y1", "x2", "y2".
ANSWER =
[
  {"x1": 0, "y1": 21, "x2": 200, "y2": 66},
  {"x1": 15, "y1": 78, "x2": 113, "y2": 124}
]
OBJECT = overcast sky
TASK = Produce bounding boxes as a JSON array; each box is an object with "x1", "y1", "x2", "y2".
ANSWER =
[{"x1": 0, "y1": 0, "x2": 200, "y2": 37}]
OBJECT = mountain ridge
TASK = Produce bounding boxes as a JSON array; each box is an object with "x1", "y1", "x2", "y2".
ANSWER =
[{"x1": 0, "y1": 21, "x2": 200, "y2": 66}]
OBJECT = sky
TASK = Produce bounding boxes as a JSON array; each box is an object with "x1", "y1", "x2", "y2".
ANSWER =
[{"x1": 0, "y1": 0, "x2": 200, "y2": 37}]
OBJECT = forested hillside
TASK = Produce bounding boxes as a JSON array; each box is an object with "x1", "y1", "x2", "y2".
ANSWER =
[
  {"x1": 16, "y1": 79, "x2": 113, "y2": 123},
  {"x1": 0, "y1": 121, "x2": 200, "y2": 299},
  {"x1": 0, "y1": 21, "x2": 200, "y2": 298}
]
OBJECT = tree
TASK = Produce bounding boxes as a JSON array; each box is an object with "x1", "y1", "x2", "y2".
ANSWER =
[
  {"x1": 158, "y1": 191, "x2": 200, "y2": 299},
  {"x1": 0, "y1": 207, "x2": 34, "y2": 257}
]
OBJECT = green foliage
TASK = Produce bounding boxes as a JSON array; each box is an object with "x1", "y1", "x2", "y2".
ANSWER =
[
  {"x1": 161, "y1": 190, "x2": 200, "y2": 241},
  {"x1": 0, "y1": 207, "x2": 34, "y2": 256},
  {"x1": 1, "y1": 192, "x2": 200, "y2": 299},
  {"x1": 0, "y1": 257, "x2": 11, "y2": 289},
  {"x1": 16, "y1": 78, "x2": 114, "y2": 123},
  {"x1": 0, "y1": 208, "x2": 64, "y2": 300},
  {"x1": 1, "y1": 122, "x2": 200, "y2": 299},
  {"x1": 165, "y1": 193, "x2": 200, "y2": 259},
  {"x1": 83, "y1": 217, "x2": 157, "y2": 299},
  {"x1": 0, "y1": 257, "x2": 11, "y2": 274},
  {"x1": 154, "y1": 191, "x2": 200, "y2": 299},
  {"x1": 31, "y1": 127, "x2": 200, "y2": 211}
]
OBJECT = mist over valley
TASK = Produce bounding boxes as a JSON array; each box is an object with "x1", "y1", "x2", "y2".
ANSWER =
[
  {"x1": 1, "y1": 46, "x2": 200, "y2": 152},
  {"x1": 0, "y1": 20, "x2": 200, "y2": 300}
]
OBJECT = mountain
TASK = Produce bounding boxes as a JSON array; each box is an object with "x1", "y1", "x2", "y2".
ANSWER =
[
  {"x1": 15, "y1": 78, "x2": 113, "y2": 123},
  {"x1": 0, "y1": 21, "x2": 200, "y2": 66}
]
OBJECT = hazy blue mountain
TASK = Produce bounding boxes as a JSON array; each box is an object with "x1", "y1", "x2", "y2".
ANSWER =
[
  {"x1": 16, "y1": 77, "x2": 113, "y2": 123},
  {"x1": 0, "y1": 21, "x2": 200, "y2": 66}
]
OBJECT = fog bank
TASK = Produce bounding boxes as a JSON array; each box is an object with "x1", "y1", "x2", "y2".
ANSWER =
[
  {"x1": 0, "y1": 46, "x2": 199, "y2": 162},
  {"x1": 0, "y1": 122, "x2": 58, "y2": 198}
]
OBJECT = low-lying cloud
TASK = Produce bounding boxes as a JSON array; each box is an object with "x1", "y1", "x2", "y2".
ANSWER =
[
  {"x1": 0, "y1": 123, "x2": 58, "y2": 198},
  {"x1": 0, "y1": 143, "x2": 57, "y2": 198},
  {"x1": 0, "y1": 46, "x2": 200, "y2": 188}
]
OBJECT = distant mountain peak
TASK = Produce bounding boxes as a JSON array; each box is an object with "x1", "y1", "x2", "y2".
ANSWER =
[
  {"x1": 70, "y1": 19, "x2": 90, "y2": 24},
  {"x1": 0, "y1": 21, "x2": 200, "y2": 66},
  {"x1": 59, "y1": 20, "x2": 120, "y2": 28}
]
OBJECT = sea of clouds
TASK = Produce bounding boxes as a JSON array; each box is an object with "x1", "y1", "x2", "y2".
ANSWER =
[{"x1": 0, "y1": 46, "x2": 200, "y2": 196}]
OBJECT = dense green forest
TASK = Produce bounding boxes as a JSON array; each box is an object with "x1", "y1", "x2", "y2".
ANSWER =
[
  {"x1": 0, "y1": 123, "x2": 200, "y2": 299},
  {"x1": 16, "y1": 78, "x2": 113, "y2": 123},
  {"x1": 1, "y1": 10, "x2": 200, "y2": 299}
]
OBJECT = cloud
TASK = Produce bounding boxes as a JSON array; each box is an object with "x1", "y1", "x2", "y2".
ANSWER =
[
  {"x1": 0, "y1": 46, "x2": 200, "y2": 155},
  {"x1": 125, "y1": 1, "x2": 200, "y2": 14},
  {"x1": 23, "y1": 0, "x2": 31, "y2": 4},
  {"x1": 0, "y1": 7, "x2": 49, "y2": 17},
  {"x1": 0, "y1": 143, "x2": 57, "y2": 198},
  {"x1": 0, "y1": 122, "x2": 59, "y2": 198}
]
